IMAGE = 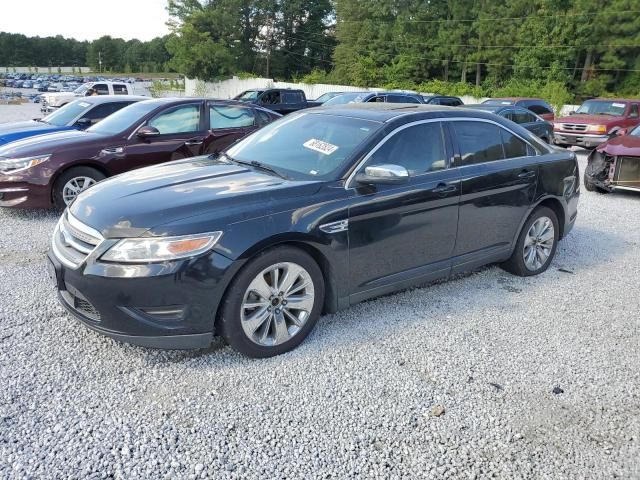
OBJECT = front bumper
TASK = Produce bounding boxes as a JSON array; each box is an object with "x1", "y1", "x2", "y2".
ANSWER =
[
  {"x1": 0, "y1": 180, "x2": 53, "y2": 208},
  {"x1": 48, "y1": 245, "x2": 240, "y2": 349},
  {"x1": 553, "y1": 132, "x2": 609, "y2": 148}
]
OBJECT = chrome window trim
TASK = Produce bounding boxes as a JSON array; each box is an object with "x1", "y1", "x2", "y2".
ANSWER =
[{"x1": 344, "y1": 117, "x2": 541, "y2": 190}]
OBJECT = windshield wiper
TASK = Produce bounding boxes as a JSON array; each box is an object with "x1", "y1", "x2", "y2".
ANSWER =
[{"x1": 216, "y1": 152, "x2": 288, "y2": 180}]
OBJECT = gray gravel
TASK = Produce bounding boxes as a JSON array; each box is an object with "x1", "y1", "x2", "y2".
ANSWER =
[{"x1": 0, "y1": 107, "x2": 639, "y2": 479}]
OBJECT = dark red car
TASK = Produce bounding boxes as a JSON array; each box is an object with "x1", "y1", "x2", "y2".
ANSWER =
[
  {"x1": 0, "y1": 98, "x2": 280, "y2": 208},
  {"x1": 584, "y1": 124, "x2": 640, "y2": 193},
  {"x1": 554, "y1": 98, "x2": 640, "y2": 149},
  {"x1": 482, "y1": 97, "x2": 555, "y2": 122}
]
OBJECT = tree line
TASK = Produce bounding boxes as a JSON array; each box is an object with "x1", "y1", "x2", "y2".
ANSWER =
[
  {"x1": 166, "y1": 0, "x2": 640, "y2": 100},
  {"x1": 0, "y1": 32, "x2": 172, "y2": 73}
]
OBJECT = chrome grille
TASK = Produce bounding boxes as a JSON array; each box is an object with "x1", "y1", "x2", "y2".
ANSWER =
[
  {"x1": 51, "y1": 212, "x2": 103, "y2": 269},
  {"x1": 558, "y1": 123, "x2": 588, "y2": 132}
]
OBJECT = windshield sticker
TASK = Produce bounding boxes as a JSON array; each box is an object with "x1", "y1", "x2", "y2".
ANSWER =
[
  {"x1": 78, "y1": 102, "x2": 90, "y2": 108},
  {"x1": 303, "y1": 139, "x2": 339, "y2": 155},
  {"x1": 612, "y1": 103, "x2": 626, "y2": 108},
  {"x1": 309, "y1": 170, "x2": 318, "y2": 175}
]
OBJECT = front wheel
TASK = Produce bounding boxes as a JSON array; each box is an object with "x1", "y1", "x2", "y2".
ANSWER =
[
  {"x1": 501, "y1": 206, "x2": 559, "y2": 277},
  {"x1": 53, "y1": 166, "x2": 106, "y2": 209},
  {"x1": 219, "y1": 247, "x2": 325, "y2": 358}
]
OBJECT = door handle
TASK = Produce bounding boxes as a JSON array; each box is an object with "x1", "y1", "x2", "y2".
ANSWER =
[
  {"x1": 518, "y1": 170, "x2": 536, "y2": 179},
  {"x1": 185, "y1": 140, "x2": 203, "y2": 146},
  {"x1": 432, "y1": 183, "x2": 457, "y2": 195}
]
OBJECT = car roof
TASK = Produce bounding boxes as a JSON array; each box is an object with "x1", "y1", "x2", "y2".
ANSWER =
[
  {"x1": 310, "y1": 103, "x2": 504, "y2": 123},
  {"x1": 587, "y1": 98, "x2": 638, "y2": 103},
  {"x1": 488, "y1": 97, "x2": 545, "y2": 102},
  {"x1": 134, "y1": 97, "x2": 263, "y2": 107}
]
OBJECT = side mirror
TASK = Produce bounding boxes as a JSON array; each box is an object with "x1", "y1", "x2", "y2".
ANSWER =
[
  {"x1": 75, "y1": 117, "x2": 93, "y2": 129},
  {"x1": 569, "y1": 110, "x2": 576, "y2": 115},
  {"x1": 137, "y1": 126, "x2": 160, "y2": 138},
  {"x1": 355, "y1": 164, "x2": 410, "y2": 185},
  {"x1": 616, "y1": 128, "x2": 627, "y2": 136}
]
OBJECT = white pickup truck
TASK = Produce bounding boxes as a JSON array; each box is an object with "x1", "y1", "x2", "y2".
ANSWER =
[{"x1": 41, "y1": 82, "x2": 135, "y2": 112}]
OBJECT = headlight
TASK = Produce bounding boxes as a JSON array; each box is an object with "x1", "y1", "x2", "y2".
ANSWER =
[
  {"x1": 101, "y1": 231, "x2": 223, "y2": 263},
  {"x1": 586, "y1": 124, "x2": 608, "y2": 134},
  {"x1": 0, "y1": 154, "x2": 50, "y2": 174}
]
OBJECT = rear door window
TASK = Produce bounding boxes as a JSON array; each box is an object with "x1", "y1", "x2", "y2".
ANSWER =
[
  {"x1": 440, "y1": 98, "x2": 462, "y2": 106},
  {"x1": 452, "y1": 121, "x2": 505, "y2": 166},
  {"x1": 629, "y1": 104, "x2": 639, "y2": 118},
  {"x1": 148, "y1": 103, "x2": 201, "y2": 134},
  {"x1": 260, "y1": 91, "x2": 281, "y2": 105},
  {"x1": 501, "y1": 129, "x2": 529, "y2": 158},
  {"x1": 282, "y1": 91, "x2": 304, "y2": 104},
  {"x1": 209, "y1": 104, "x2": 255, "y2": 128},
  {"x1": 512, "y1": 109, "x2": 537, "y2": 124},
  {"x1": 528, "y1": 104, "x2": 552, "y2": 116},
  {"x1": 367, "y1": 95, "x2": 386, "y2": 103},
  {"x1": 93, "y1": 83, "x2": 109, "y2": 95},
  {"x1": 388, "y1": 94, "x2": 420, "y2": 104},
  {"x1": 113, "y1": 84, "x2": 128, "y2": 95}
]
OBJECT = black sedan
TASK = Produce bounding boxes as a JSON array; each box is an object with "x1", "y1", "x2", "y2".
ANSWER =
[
  {"x1": 48, "y1": 104, "x2": 579, "y2": 357},
  {"x1": 464, "y1": 104, "x2": 553, "y2": 143}
]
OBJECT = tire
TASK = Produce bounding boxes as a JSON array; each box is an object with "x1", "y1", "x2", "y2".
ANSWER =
[
  {"x1": 53, "y1": 166, "x2": 106, "y2": 209},
  {"x1": 219, "y1": 246, "x2": 325, "y2": 358},
  {"x1": 501, "y1": 206, "x2": 559, "y2": 277}
]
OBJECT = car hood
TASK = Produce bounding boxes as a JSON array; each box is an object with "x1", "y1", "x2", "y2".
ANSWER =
[
  {"x1": 0, "y1": 129, "x2": 101, "y2": 158},
  {"x1": 70, "y1": 157, "x2": 323, "y2": 238},
  {"x1": 598, "y1": 134, "x2": 640, "y2": 156},
  {"x1": 0, "y1": 121, "x2": 70, "y2": 145},
  {"x1": 555, "y1": 114, "x2": 622, "y2": 125}
]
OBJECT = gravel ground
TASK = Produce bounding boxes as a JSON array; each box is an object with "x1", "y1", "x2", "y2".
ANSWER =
[{"x1": 0, "y1": 108, "x2": 639, "y2": 479}]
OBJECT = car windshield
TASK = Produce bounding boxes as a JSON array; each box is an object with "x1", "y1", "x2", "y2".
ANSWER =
[
  {"x1": 236, "y1": 90, "x2": 262, "y2": 100},
  {"x1": 41, "y1": 100, "x2": 93, "y2": 127},
  {"x1": 323, "y1": 93, "x2": 368, "y2": 106},
  {"x1": 576, "y1": 100, "x2": 627, "y2": 116},
  {"x1": 87, "y1": 101, "x2": 158, "y2": 135},
  {"x1": 482, "y1": 99, "x2": 514, "y2": 105},
  {"x1": 629, "y1": 125, "x2": 640, "y2": 136},
  {"x1": 314, "y1": 92, "x2": 340, "y2": 103},
  {"x1": 74, "y1": 83, "x2": 90, "y2": 95},
  {"x1": 226, "y1": 112, "x2": 381, "y2": 180}
]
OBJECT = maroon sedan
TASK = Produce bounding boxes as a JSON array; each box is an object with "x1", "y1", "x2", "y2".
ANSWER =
[
  {"x1": 0, "y1": 98, "x2": 280, "y2": 208},
  {"x1": 584, "y1": 124, "x2": 640, "y2": 193}
]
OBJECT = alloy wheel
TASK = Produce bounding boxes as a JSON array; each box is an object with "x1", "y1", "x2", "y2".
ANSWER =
[
  {"x1": 523, "y1": 216, "x2": 555, "y2": 271},
  {"x1": 241, "y1": 262, "x2": 315, "y2": 347},
  {"x1": 62, "y1": 176, "x2": 97, "y2": 205}
]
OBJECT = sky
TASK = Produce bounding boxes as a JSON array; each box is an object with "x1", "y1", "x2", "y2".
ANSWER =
[{"x1": 0, "y1": 0, "x2": 171, "y2": 41}]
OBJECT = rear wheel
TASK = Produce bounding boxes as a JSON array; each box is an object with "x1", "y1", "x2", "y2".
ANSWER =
[
  {"x1": 501, "y1": 206, "x2": 559, "y2": 277},
  {"x1": 219, "y1": 246, "x2": 325, "y2": 358},
  {"x1": 53, "y1": 166, "x2": 106, "y2": 209}
]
